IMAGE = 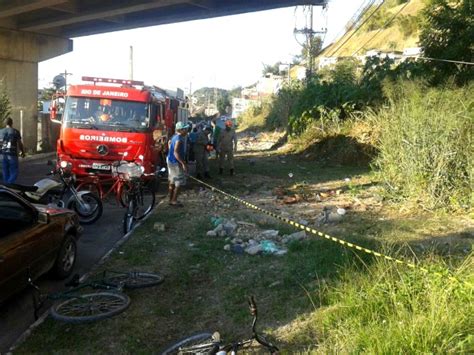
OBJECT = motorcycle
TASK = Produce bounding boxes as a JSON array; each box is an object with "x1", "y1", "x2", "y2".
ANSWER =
[{"x1": 5, "y1": 160, "x2": 103, "y2": 225}]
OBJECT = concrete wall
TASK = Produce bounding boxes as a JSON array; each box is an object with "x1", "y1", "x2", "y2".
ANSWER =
[{"x1": 0, "y1": 29, "x2": 72, "y2": 152}]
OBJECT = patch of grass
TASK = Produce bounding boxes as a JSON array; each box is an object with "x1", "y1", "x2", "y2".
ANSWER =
[
  {"x1": 16, "y1": 150, "x2": 473, "y2": 354},
  {"x1": 283, "y1": 255, "x2": 474, "y2": 353}
]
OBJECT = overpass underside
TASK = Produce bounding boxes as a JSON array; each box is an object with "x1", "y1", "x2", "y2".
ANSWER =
[{"x1": 0, "y1": 0, "x2": 326, "y2": 151}]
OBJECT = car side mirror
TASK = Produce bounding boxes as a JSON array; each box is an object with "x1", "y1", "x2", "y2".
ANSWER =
[{"x1": 38, "y1": 211, "x2": 49, "y2": 224}]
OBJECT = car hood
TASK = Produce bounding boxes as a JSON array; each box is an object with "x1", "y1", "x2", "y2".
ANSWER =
[{"x1": 34, "y1": 204, "x2": 74, "y2": 216}]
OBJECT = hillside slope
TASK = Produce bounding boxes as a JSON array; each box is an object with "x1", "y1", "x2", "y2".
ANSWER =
[{"x1": 321, "y1": 0, "x2": 425, "y2": 57}]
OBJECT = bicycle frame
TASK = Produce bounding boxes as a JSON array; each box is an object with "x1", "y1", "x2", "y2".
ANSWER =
[
  {"x1": 77, "y1": 174, "x2": 129, "y2": 205},
  {"x1": 28, "y1": 272, "x2": 124, "y2": 320},
  {"x1": 162, "y1": 296, "x2": 279, "y2": 354}
]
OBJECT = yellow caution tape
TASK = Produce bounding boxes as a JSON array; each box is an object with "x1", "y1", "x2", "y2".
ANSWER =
[{"x1": 189, "y1": 176, "x2": 472, "y2": 287}]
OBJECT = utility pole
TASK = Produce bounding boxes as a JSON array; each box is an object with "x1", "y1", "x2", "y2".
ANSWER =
[
  {"x1": 62, "y1": 69, "x2": 73, "y2": 90},
  {"x1": 294, "y1": 4, "x2": 327, "y2": 78}
]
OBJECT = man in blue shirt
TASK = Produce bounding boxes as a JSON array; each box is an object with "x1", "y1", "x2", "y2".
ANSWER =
[
  {"x1": 167, "y1": 121, "x2": 189, "y2": 207},
  {"x1": 1, "y1": 117, "x2": 25, "y2": 184}
]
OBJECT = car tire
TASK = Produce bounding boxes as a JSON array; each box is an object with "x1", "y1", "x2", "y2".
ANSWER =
[{"x1": 52, "y1": 235, "x2": 77, "y2": 279}]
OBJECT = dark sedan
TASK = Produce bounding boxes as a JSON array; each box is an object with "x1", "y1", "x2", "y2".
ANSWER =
[{"x1": 0, "y1": 186, "x2": 82, "y2": 304}]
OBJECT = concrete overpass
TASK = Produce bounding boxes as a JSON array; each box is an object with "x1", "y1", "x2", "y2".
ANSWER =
[{"x1": 0, "y1": 0, "x2": 326, "y2": 151}]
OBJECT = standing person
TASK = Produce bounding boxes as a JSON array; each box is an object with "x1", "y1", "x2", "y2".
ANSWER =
[
  {"x1": 211, "y1": 115, "x2": 221, "y2": 159},
  {"x1": 188, "y1": 125, "x2": 198, "y2": 162},
  {"x1": 167, "y1": 121, "x2": 189, "y2": 207},
  {"x1": 1, "y1": 117, "x2": 25, "y2": 184},
  {"x1": 194, "y1": 126, "x2": 212, "y2": 179},
  {"x1": 217, "y1": 120, "x2": 237, "y2": 176}
]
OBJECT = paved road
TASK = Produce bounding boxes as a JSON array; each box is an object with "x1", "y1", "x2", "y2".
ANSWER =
[{"x1": 0, "y1": 156, "x2": 139, "y2": 352}]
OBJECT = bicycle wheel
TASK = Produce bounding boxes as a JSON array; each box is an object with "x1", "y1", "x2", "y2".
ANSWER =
[
  {"x1": 123, "y1": 199, "x2": 136, "y2": 234},
  {"x1": 135, "y1": 184, "x2": 156, "y2": 220},
  {"x1": 161, "y1": 332, "x2": 217, "y2": 355},
  {"x1": 117, "y1": 182, "x2": 129, "y2": 208},
  {"x1": 50, "y1": 292, "x2": 130, "y2": 324},
  {"x1": 103, "y1": 271, "x2": 164, "y2": 289}
]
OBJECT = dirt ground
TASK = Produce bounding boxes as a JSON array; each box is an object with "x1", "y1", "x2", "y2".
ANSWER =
[{"x1": 15, "y1": 133, "x2": 474, "y2": 354}]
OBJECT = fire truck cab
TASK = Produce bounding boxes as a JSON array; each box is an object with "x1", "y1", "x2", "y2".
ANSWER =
[{"x1": 53, "y1": 76, "x2": 188, "y2": 178}]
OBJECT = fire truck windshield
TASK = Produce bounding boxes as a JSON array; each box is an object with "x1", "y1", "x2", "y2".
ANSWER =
[{"x1": 63, "y1": 97, "x2": 149, "y2": 132}]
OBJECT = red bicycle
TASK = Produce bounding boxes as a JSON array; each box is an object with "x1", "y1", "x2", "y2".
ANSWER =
[
  {"x1": 76, "y1": 172, "x2": 129, "y2": 208},
  {"x1": 77, "y1": 160, "x2": 156, "y2": 220}
]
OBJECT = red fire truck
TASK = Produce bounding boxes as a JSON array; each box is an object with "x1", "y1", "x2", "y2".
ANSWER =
[{"x1": 52, "y1": 76, "x2": 189, "y2": 177}]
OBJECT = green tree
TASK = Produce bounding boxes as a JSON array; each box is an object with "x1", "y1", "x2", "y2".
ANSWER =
[
  {"x1": 217, "y1": 92, "x2": 231, "y2": 115},
  {"x1": 419, "y1": 0, "x2": 474, "y2": 85},
  {"x1": 301, "y1": 36, "x2": 323, "y2": 62},
  {"x1": 0, "y1": 79, "x2": 11, "y2": 127},
  {"x1": 262, "y1": 62, "x2": 282, "y2": 76}
]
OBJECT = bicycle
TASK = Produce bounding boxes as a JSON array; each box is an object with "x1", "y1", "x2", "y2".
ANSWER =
[
  {"x1": 76, "y1": 173, "x2": 129, "y2": 208},
  {"x1": 161, "y1": 296, "x2": 279, "y2": 354},
  {"x1": 77, "y1": 159, "x2": 156, "y2": 224},
  {"x1": 28, "y1": 270, "x2": 164, "y2": 324},
  {"x1": 120, "y1": 162, "x2": 157, "y2": 234}
]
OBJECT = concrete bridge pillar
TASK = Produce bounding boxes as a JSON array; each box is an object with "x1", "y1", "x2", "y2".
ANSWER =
[{"x1": 0, "y1": 29, "x2": 72, "y2": 152}]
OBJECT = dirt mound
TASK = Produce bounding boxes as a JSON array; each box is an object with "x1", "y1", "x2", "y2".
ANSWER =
[{"x1": 301, "y1": 134, "x2": 377, "y2": 166}]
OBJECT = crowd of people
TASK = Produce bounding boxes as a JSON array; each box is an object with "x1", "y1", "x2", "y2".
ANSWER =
[
  {"x1": 166, "y1": 115, "x2": 238, "y2": 207},
  {"x1": 0, "y1": 115, "x2": 237, "y2": 210}
]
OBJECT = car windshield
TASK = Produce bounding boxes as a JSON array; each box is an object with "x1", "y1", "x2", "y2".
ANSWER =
[{"x1": 63, "y1": 97, "x2": 149, "y2": 132}]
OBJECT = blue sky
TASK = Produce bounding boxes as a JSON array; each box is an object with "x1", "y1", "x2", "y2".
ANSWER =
[{"x1": 38, "y1": 0, "x2": 365, "y2": 92}]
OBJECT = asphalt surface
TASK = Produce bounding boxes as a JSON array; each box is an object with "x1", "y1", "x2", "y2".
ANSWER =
[{"x1": 0, "y1": 156, "x2": 141, "y2": 352}]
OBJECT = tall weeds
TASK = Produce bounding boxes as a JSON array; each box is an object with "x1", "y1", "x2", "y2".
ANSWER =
[
  {"x1": 370, "y1": 81, "x2": 473, "y2": 210},
  {"x1": 315, "y1": 255, "x2": 474, "y2": 353}
]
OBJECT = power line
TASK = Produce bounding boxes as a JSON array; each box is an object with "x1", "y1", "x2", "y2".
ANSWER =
[
  {"x1": 328, "y1": 0, "x2": 386, "y2": 57},
  {"x1": 353, "y1": 1, "x2": 410, "y2": 56},
  {"x1": 407, "y1": 56, "x2": 474, "y2": 66},
  {"x1": 326, "y1": 0, "x2": 375, "y2": 47},
  {"x1": 334, "y1": 54, "x2": 474, "y2": 67}
]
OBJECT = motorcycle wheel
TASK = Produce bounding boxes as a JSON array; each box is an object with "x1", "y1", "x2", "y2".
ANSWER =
[{"x1": 69, "y1": 192, "x2": 103, "y2": 225}]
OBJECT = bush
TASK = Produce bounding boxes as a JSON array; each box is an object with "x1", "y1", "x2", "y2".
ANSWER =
[
  {"x1": 370, "y1": 81, "x2": 473, "y2": 210},
  {"x1": 237, "y1": 99, "x2": 271, "y2": 131}
]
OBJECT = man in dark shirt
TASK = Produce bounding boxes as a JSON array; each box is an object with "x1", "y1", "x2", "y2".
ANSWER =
[{"x1": 1, "y1": 117, "x2": 25, "y2": 184}]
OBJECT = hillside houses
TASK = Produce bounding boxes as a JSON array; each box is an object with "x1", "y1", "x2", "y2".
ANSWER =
[{"x1": 317, "y1": 46, "x2": 422, "y2": 69}]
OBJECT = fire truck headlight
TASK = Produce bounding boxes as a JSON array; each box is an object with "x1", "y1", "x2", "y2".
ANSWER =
[{"x1": 60, "y1": 160, "x2": 69, "y2": 169}]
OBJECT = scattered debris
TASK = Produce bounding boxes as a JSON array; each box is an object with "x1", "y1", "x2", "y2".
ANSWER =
[
  {"x1": 282, "y1": 194, "x2": 304, "y2": 204},
  {"x1": 272, "y1": 187, "x2": 286, "y2": 197},
  {"x1": 337, "y1": 208, "x2": 347, "y2": 215},
  {"x1": 328, "y1": 212, "x2": 343, "y2": 223},
  {"x1": 237, "y1": 221, "x2": 257, "y2": 227},
  {"x1": 298, "y1": 219, "x2": 309, "y2": 226},
  {"x1": 153, "y1": 222, "x2": 166, "y2": 232},
  {"x1": 205, "y1": 216, "x2": 293, "y2": 257},
  {"x1": 261, "y1": 230, "x2": 279, "y2": 238},
  {"x1": 245, "y1": 244, "x2": 263, "y2": 255}
]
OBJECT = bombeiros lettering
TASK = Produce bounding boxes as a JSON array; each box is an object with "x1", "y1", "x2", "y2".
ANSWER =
[{"x1": 79, "y1": 134, "x2": 128, "y2": 143}]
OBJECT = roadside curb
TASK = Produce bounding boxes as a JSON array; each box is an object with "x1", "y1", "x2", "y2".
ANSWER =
[{"x1": 7, "y1": 200, "x2": 163, "y2": 353}]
